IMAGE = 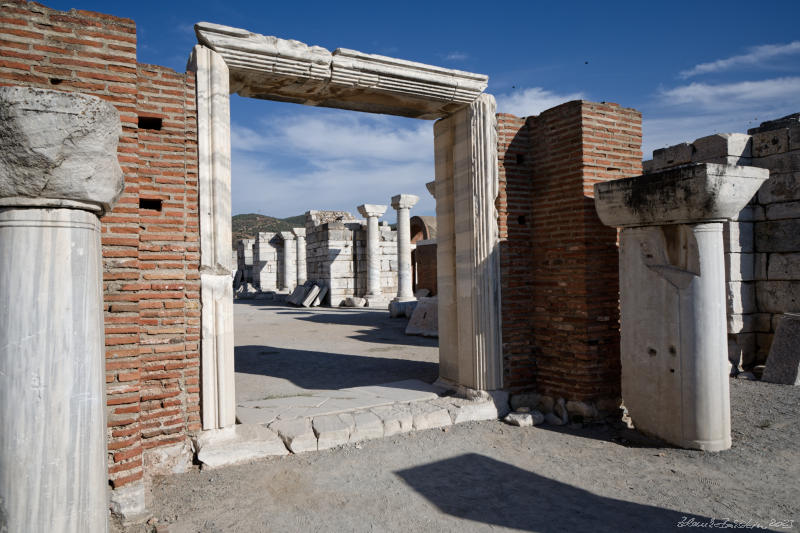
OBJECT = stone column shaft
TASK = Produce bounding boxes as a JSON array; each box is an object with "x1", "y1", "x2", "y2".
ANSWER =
[
  {"x1": 391, "y1": 194, "x2": 419, "y2": 302},
  {"x1": 0, "y1": 87, "x2": 124, "y2": 533},
  {"x1": 357, "y1": 204, "x2": 388, "y2": 299},
  {"x1": 292, "y1": 227, "x2": 307, "y2": 286},
  {"x1": 280, "y1": 231, "x2": 296, "y2": 291}
]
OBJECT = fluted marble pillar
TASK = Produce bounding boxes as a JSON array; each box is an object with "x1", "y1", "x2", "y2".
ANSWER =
[
  {"x1": 292, "y1": 227, "x2": 307, "y2": 286},
  {"x1": 357, "y1": 204, "x2": 387, "y2": 302},
  {"x1": 280, "y1": 231, "x2": 297, "y2": 292},
  {"x1": 0, "y1": 87, "x2": 124, "y2": 532},
  {"x1": 391, "y1": 194, "x2": 418, "y2": 302}
]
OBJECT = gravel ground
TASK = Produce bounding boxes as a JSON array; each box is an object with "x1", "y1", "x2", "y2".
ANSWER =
[{"x1": 115, "y1": 378, "x2": 799, "y2": 533}]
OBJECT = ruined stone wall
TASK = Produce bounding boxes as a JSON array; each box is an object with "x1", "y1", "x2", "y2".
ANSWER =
[
  {"x1": 643, "y1": 115, "x2": 800, "y2": 370},
  {"x1": 496, "y1": 102, "x2": 642, "y2": 407},
  {"x1": 0, "y1": 0, "x2": 201, "y2": 488}
]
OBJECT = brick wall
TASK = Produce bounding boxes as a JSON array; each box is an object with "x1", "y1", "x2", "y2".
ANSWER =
[
  {"x1": 0, "y1": 0, "x2": 200, "y2": 488},
  {"x1": 497, "y1": 102, "x2": 642, "y2": 406}
]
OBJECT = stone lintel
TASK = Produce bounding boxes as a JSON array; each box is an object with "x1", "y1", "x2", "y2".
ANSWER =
[
  {"x1": 0, "y1": 87, "x2": 123, "y2": 215},
  {"x1": 194, "y1": 22, "x2": 488, "y2": 120},
  {"x1": 594, "y1": 163, "x2": 769, "y2": 228},
  {"x1": 391, "y1": 194, "x2": 419, "y2": 210},
  {"x1": 357, "y1": 204, "x2": 388, "y2": 218},
  {"x1": 291, "y1": 227, "x2": 306, "y2": 237}
]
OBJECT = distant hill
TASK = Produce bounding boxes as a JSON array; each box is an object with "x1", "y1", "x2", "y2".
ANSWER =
[{"x1": 232, "y1": 213, "x2": 305, "y2": 247}]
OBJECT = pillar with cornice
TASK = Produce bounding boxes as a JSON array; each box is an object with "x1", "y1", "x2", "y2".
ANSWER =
[
  {"x1": 280, "y1": 231, "x2": 297, "y2": 292},
  {"x1": 0, "y1": 87, "x2": 124, "y2": 533}
]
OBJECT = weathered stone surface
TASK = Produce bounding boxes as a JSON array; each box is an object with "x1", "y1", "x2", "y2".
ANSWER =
[
  {"x1": 301, "y1": 284, "x2": 321, "y2": 307},
  {"x1": 756, "y1": 281, "x2": 800, "y2": 313},
  {"x1": 269, "y1": 418, "x2": 317, "y2": 453},
  {"x1": 755, "y1": 220, "x2": 800, "y2": 252},
  {"x1": 566, "y1": 400, "x2": 598, "y2": 420},
  {"x1": 724, "y1": 221, "x2": 754, "y2": 253},
  {"x1": 389, "y1": 299, "x2": 417, "y2": 318},
  {"x1": 287, "y1": 285, "x2": 307, "y2": 306},
  {"x1": 544, "y1": 412, "x2": 565, "y2": 426},
  {"x1": 409, "y1": 402, "x2": 452, "y2": 430},
  {"x1": 767, "y1": 253, "x2": 800, "y2": 280},
  {"x1": 503, "y1": 412, "x2": 533, "y2": 427},
  {"x1": 195, "y1": 424, "x2": 289, "y2": 468},
  {"x1": 510, "y1": 393, "x2": 541, "y2": 411},
  {"x1": 194, "y1": 22, "x2": 488, "y2": 120},
  {"x1": 405, "y1": 297, "x2": 438, "y2": 336},
  {"x1": 109, "y1": 482, "x2": 147, "y2": 522},
  {"x1": 765, "y1": 201, "x2": 800, "y2": 221},
  {"x1": 371, "y1": 405, "x2": 414, "y2": 437},
  {"x1": 594, "y1": 163, "x2": 769, "y2": 227},
  {"x1": 751, "y1": 128, "x2": 790, "y2": 157},
  {"x1": 727, "y1": 281, "x2": 755, "y2": 314},
  {"x1": 0, "y1": 86, "x2": 124, "y2": 214},
  {"x1": 313, "y1": 414, "x2": 353, "y2": 450},
  {"x1": 350, "y1": 411, "x2": 384, "y2": 442},
  {"x1": 725, "y1": 253, "x2": 755, "y2": 282},
  {"x1": 345, "y1": 296, "x2": 366, "y2": 307},
  {"x1": 313, "y1": 284, "x2": 328, "y2": 306}
]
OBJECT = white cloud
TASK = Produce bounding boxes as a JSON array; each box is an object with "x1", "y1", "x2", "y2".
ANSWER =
[
  {"x1": 444, "y1": 52, "x2": 468, "y2": 61},
  {"x1": 495, "y1": 87, "x2": 585, "y2": 117},
  {"x1": 230, "y1": 111, "x2": 435, "y2": 218},
  {"x1": 680, "y1": 41, "x2": 800, "y2": 78},
  {"x1": 658, "y1": 77, "x2": 800, "y2": 112},
  {"x1": 643, "y1": 77, "x2": 800, "y2": 157}
]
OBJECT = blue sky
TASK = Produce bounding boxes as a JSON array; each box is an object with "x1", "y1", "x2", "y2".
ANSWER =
[{"x1": 50, "y1": 1, "x2": 800, "y2": 218}]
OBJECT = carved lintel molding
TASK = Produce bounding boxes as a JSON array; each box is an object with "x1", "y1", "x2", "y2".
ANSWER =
[{"x1": 194, "y1": 22, "x2": 488, "y2": 119}]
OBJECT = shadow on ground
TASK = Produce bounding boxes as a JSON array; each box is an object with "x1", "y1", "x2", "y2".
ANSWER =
[
  {"x1": 235, "y1": 344, "x2": 439, "y2": 390},
  {"x1": 395, "y1": 453, "x2": 717, "y2": 532}
]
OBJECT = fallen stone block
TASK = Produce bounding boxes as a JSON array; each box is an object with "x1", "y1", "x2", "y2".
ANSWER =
[
  {"x1": 762, "y1": 313, "x2": 800, "y2": 385},
  {"x1": 287, "y1": 285, "x2": 307, "y2": 306},
  {"x1": 389, "y1": 299, "x2": 417, "y2": 318},
  {"x1": 301, "y1": 284, "x2": 321, "y2": 307},
  {"x1": 503, "y1": 412, "x2": 533, "y2": 427},
  {"x1": 313, "y1": 414, "x2": 353, "y2": 450},
  {"x1": 405, "y1": 297, "x2": 438, "y2": 337},
  {"x1": 194, "y1": 424, "x2": 289, "y2": 469},
  {"x1": 269, "y1": 418, "x2": 317, "y2": 453},
  {"x1": 431, "y1": 396, "x2": 498, "y2": 424},
  {"x1": 344, "y1": 296, "x2": 366, "y2": 308},
  {"x1": 350, "y1": 411, "x2": 384, "y2": 442},
  {"x1": 371, "y1": 405, "x2": 414, "y2": 437},
  {"x1": 312, "y1": 285, "x2": 328, "y2": 307}
]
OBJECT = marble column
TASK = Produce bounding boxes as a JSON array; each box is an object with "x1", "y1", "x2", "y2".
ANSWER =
[
  {"x1": 292, "y1": 227, "x2": 307, "y2": 286},
  {"x1": 357, "y1": 204, "x2": 388, "y2": 304},
  {"x1": 595, "y1": 163, "x2": 768, "y2": 451},
  {"x1": 280, "y1": 231, "x2": 297, "y2": 292},
  {"x1": 0, "y1": 87, "x2": 124, "y2": 532},
  {"x1": 391, "y1": 194, "x2": 419, "y2": 302}
]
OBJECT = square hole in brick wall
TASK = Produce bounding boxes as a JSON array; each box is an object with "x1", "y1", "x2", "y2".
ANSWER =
[
  {"x1": 139, "y1": 198, "x2": 163, "y2": 211},
  {"x1": 138, "y1": 116, "x2": 162, "y2": 130}
]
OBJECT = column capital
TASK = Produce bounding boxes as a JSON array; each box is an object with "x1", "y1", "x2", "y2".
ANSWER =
[
  {"x1": 291, "y1": 227, "x2": 306, "y2": 237},
  {"x1": 0, "y1": 87, "x2": 123, "y2": 215},
  {"x1": 391, "y1": 194, "x2": 419, "y2": 210},
  {"x1": 425, "y1": 181, "x2": 436, "y2": 199},
  {"x1": 357, "y1": 204, "x2": 387, "y2": 218},
  {"x1": 279, "y1": 231, "x2": 295, "y2": 241}
]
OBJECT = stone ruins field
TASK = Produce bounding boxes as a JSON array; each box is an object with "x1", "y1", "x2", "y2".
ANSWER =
[{"x1": 112, "y1": 303, "x2": 799, "y2": 532}]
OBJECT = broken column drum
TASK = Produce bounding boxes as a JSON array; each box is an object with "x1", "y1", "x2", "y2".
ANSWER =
[
  {"x1": 594, "y1": 163, "x2": 768, "y2": 451},
  {"x1": 0, "y1": 87, "x2": 124, "y2": 532},
  {"x1": 391, "y1": 194, "x2": 419, "y2": 302},
  {"x1": 357, "y1": 203, "x2": 388, "y2": 302},
  {"x1": 292, "y1": 227, "x2": 307, "y2": 286}
]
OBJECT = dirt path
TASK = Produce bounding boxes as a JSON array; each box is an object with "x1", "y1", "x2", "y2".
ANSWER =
[{"x1": 120, "y1": 379, "x2": 799, "y2": 533}]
